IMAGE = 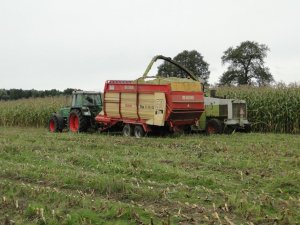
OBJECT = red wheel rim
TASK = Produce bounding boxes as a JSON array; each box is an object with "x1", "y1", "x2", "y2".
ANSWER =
[
  {"x1": 69, "y1": 114, "x2": 79, "y2": 132},
  {"x1": 207, "y1": 125, "x2": 216, "y2": 134},
  {"x1": 49, "y1": 119, "x2": 55, "y2": 132}
]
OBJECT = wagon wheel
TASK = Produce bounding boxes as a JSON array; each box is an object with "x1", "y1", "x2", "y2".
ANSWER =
[
  {"x1": 206, "y1": 119, "x2": 223, "y2": 135},
  {"x1": 122, "y1": 124, "x2": 133, "y2": 137},
  {"x1": 134, "y1": 125, "x2": 145, "y2": 138}
]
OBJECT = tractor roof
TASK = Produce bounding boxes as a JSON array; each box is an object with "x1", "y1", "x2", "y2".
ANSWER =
[{"x1": 72, "y1": 91, "x2": 101, "y2": 95}]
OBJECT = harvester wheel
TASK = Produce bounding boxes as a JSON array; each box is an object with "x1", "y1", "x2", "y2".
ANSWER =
[
  {"x1": 244, "y1": 124, "x2": 252, "y2": 133},
  {"x1": 68, "y1": 109, "x2": 88, "y2": 132},
  {"x1": 48, "y1": 115, "x2": 61, "y2": 132},
  {"x1": 134, "y1": 125, "x2": 145, "y2": 138},
  {"x1": 123, "y1": 124, "x2": 133, "y2": 137},
  {"x1": 224, "y1": 125, "x2": 235, "y2": 134},
  {"x1": 206, "y1": 119, "x2": 223, "y2": 135}
]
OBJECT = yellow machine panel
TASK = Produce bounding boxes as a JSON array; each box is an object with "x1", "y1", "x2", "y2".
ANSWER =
[
  {"x1": 170, "y1": 82, "x2": 202, "y2": 92},
  {"x1": 139, "y1": 94, "x2": 155, "y2": 120},
  {"x1": 121, "y1": 93, "x2": 137, "y2": 118},
  {"x1": 104, "y1": 91, "x2": 166, "y2": 127},
  {"x1": 105, "y1": 92, "x2": 120, "y2": 117},
  {"x1": 153, "y1": 92, "x2": 166, "y2": 126}
]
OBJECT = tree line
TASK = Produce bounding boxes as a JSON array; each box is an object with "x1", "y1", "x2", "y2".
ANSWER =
[
  {"x1": 158, "y1": 40, "x2": 274, "y2": 86},
  {"x1": 0, "y1": 88, "x2": 77, "y2": 101}
]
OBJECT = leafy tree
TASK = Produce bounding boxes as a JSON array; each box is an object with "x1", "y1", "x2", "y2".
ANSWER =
[
  {"x1": 63, "y1": 88, "x2": 77, "y2": 95},
  {"x1": 219, "y1": 41, "x2": 274, "y2": 86},
  {"x1": 157, "y1": 50, "x2": 210, "y2": 83},
  {"x1": 0, "y1": 89, "x2": 9, "y2": 100}
]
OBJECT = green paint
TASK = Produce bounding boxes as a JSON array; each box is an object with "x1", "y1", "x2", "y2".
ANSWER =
[
  {"x1": 198, "y1": 112, "x2": 207, "y2": 130},
  {"x1": 59, "y1": 107, "x2": 71, "y2": 118},
  {"x1": 57, "y1": 92, "x2": 102, "y2": 119},
  {"x1": 205, "y1": 104, "x2": 220, "y2": 117}
]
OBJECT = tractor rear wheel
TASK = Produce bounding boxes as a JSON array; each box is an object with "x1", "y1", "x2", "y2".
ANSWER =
[
  {"x1": 134, "y1": 125, "x2": 145, "y2": 138},
  {"x1": 206, "y1": 119, "x2": 223, "y2": 135},
  {"x1": 68, "y1": 109, "x2": 88, "y2": 132},
  {"x1": 122, "y1": 124, "x2": 133, "y2": 137},
  {"x1": 48, "y1": 115, "x2": 61, "y2": 132}
]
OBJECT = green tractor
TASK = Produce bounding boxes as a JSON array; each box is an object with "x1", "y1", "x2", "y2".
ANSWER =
[
  {"x1": 192, "y1": 90, "x2": 251, "y2": 134},
  {"x1": 48, "y1": 91, "x2": 102, "y2": 133}
]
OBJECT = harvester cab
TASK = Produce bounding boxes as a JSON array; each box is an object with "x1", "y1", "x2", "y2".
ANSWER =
[
  {"x1": 48, "y1": 91, "x2": 102, "y2": 133},
  {"x1": 193, "y1": 90, "x2": 251, "y2": 134}
]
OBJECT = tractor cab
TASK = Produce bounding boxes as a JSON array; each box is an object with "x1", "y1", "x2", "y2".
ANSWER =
[
  {"x1": 71, "y1": 91, "x2": 102, "y2": 118},
  {"x1": 72, "y1": 91, "x2": 102, "y2": 107}
]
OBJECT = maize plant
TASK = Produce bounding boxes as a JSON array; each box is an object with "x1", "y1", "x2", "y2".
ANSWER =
[
  {"x1": 1, "y1": 86, "x2": 300, "y2": 133},
  {"x1": 0, "y1": 96, "x2": 70, "y2": 127},
  {"x1": 217, "y1": 84, "x2": 300, "y2": 133}
]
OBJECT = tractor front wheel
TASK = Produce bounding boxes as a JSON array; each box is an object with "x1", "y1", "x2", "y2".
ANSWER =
[
  {"x1": 206, "y1": 119, "x2": 223, "y2": 135},
  {"x1": 48, "y1": 115, "x2": 61, "y2": 132},
  {"x1": 68, "y1": 109, "x2": 88, "y2": 132}
]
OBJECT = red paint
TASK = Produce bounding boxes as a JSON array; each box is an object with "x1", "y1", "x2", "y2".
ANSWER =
[
  {"x1": 95, "y1": 80, "x2": 205, "y2": 132},
  {"x1": 69, "y1": 114, "x2": 79, "y2": 132},
  {"x1": 49, "y1": 119, "x2": 55, "y2": 132},
  {"x1": 207, "y1": 124, "x2": 216, "y2": 134}
]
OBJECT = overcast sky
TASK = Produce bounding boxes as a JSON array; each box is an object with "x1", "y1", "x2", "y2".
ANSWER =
[{"x1": 1, "y1": 0, "x2": 299, "y2": 91}]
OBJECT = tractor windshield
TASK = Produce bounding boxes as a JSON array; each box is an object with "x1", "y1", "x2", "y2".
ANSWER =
[{"x1": 83, "y1": 94, "x2": 101, "y2": 106}]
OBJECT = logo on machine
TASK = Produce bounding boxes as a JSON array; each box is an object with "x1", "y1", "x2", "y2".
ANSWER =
[
  {"x1": 124, "y1": 85, "x2": 134, "y2": 90},
  {"x1": 139, "y1": 104, "x2": 154, "y2": 109},
  {"x1": 182, "y1": 96, "x2": 195, "y2": 100}
]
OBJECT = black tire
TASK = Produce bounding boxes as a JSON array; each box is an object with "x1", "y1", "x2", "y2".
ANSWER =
[
  {"x1": 183, "y1": 125, "x2": 192, "y2": 134},
  {"x1": 68, "y1": 109, "x2": 88, "y2": 132},
  {"x1": 122, "y1": 124, "x2": 133, "y2": 137},
  {"x1": 134, "y1": 125, "x2": 145, "y2": 138},
  {"x1": 224, "y1": 125, "x2": 235, "y2": 134},
  {"x1": 243, "y1": 124, "x2": 251, "y2": 133},
  {"x1": 48, "y1": 115, "x2": 61, "y2": 132},
  {"x1": 206, "y1": 119, "x2": 223, "y2": 135}
]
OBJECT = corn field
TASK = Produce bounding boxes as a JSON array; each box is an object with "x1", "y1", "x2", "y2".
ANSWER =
[
  {"x1": 0, "y1": 96, "x2": 70, "y2": 127},
  {"x1": 1, "y1": 85, "x2": 300, "y2": 133},
  {"x1": 218, "y1": 84, "x2": 300, "y2": 133}
]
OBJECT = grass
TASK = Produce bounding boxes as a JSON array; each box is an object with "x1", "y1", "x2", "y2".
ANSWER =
[{"x1": 0, "y1": 127, "x2": 299, "y2": 224}]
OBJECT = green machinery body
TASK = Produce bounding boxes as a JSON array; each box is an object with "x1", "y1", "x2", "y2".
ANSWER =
[
  {"x1": 193, "y1": 92, "x2": 251, "y2": 134},
  {"x1": 48, "y1": 91, "x2": 102, "y2": 132}
]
